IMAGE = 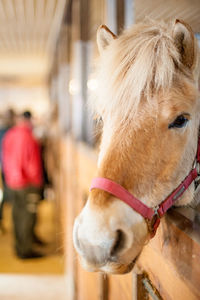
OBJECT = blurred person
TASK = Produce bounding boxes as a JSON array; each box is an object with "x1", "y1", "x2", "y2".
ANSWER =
[
  {"x1": 0, "y1": 109, "x2": 16, "y2": 233},
  {"x1": 2, "y1": 111, "x2": 44, "y2": 258}
]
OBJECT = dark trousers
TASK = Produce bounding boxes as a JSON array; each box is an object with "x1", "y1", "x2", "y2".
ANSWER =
[
  {"x1": 10, "y1": 186, "x2": 41, "y2": 256},
  {"x1": 0, "y1": 196, "x2": 3, "y2": 221},
  {"x1": 0, "y1": 172, "x2": 5, "y2": 221}
]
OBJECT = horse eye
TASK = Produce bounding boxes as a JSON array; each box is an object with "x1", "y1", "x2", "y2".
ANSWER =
[{"x1": 168, "y1": 115, "x2": 189, "y2": 129}]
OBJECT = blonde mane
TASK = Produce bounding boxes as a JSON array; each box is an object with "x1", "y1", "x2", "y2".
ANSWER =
[{"x1": 90, "y1": 20, "x2": 184, "y2": 124}]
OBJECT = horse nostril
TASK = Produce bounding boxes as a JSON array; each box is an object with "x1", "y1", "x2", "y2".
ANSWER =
[{"x1": 110, "y1": 229, "x2": 126, "y2": 257}]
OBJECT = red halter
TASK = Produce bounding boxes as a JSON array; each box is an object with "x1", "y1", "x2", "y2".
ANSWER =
[{"x1": 90, "y1": 136, "x2": 200, "y2": 238}]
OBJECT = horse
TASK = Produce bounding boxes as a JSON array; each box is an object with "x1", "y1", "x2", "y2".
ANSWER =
[{"x1": 73, "y1": 19, "x2": 200, "y2": 274}]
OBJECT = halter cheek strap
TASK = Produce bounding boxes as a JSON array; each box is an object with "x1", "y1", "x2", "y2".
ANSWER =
[
  {"x1": 90, "y1": 177, "x2": 155, "y2": 220},
  {"x1": 90, "y1": 136, "x2": 200, "y2": 238}
]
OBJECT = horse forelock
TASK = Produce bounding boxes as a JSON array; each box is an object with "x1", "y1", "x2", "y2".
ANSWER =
[{"x1": 89, "y1": 20, "x2": 198, "y2": 125}]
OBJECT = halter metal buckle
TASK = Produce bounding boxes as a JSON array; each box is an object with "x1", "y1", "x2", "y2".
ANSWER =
[
  {"x1": 196, "y1": 162, "x2": 200, "y2": 175},
  {"x1": 193, "y1": 159, "x2": 200, "y2": 174},
  {"x1": 153, "y1": 205, "x2": 159, "y2": 215},
  {"x1": 193, "y1": 160, "x2": 200, "y2": 189}
]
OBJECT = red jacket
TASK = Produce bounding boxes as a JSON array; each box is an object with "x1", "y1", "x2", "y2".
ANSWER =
[{"x1": 2, "y1": 122, "x2": 43, "y2": 189}]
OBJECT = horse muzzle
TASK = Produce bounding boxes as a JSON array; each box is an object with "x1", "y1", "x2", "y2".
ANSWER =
[{"x1": 73, "y1": 216, "x2": 139, "y2": 274}]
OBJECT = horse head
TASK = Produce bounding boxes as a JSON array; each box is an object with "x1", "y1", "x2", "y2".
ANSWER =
[{"x1": 73, "y1": 19, "x2": 200, "y2": 274}]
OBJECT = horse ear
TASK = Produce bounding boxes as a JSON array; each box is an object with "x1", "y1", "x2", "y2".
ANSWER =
[
  {"x1": 172, "y1": 19, "x2": 195, "y2": 69},
  {"x1": 97, "y1": 25, "x2": 116, "y2": 54}
]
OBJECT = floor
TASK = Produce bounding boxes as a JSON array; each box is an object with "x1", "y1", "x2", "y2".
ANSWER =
[
  {"x1": 0, "y1": 274, "x2": 68, "y2": 300},
  {"x1": 0, "y1": 200, "x2": 68, "y2": 300}
]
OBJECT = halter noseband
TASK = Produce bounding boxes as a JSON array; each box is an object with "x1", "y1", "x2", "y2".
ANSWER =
[{"x1": 90, "y1": 136, "x2": 200, "y2": 238}]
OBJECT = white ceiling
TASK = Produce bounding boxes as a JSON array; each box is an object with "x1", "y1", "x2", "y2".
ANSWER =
[
  {"x1": 0, "y1": 0, "x2": 66, "y2": 82},
  {"x1": 0, "y1": 0, "x2": 199, "y2": 84}
]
